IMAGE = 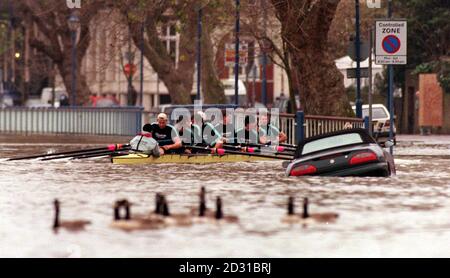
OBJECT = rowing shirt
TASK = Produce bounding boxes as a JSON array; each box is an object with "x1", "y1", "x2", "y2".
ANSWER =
[
  {"x1": 202, "y1": 122, "x2": 222, "y2": 147},
  {"x1": 259, "y1": 124, "x2": 280, "y2": 138},
  {"x1": 235, "y1": 128, "x2": 260, "y2": 144},
  {"x1": 151, "y1": 123, "x2": 179, "y2": 147},
  {"x1": 178, "y1": 125, "x2": 202, "y2": 145},
  {"x1": 191, "y1": 124, "x2": 203, "y2": 144},
  {"x1": 215, "y1": 123, "x2": 236, "y2": 141}
]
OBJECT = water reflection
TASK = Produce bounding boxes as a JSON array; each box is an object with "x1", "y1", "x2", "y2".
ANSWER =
[{"x1": 0, "y1": 143, "x2": 449, "y2": 257}]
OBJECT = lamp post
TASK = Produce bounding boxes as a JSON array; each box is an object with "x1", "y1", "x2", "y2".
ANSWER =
[
  {"x1": 234, "y1": 0, "x2": 240, "y2": 106},
  {"x1": 387, "y1": 0, "x2": 394, "y2": 155},
  {"x1": 261, "y1": 0, "x2": 268, "y2": 107},
  {"x1": 68, "y1": 13, "x2": 80, "y2": 106},
  {"x1": 354, "y1": 0, "x2": 362, "y2": 118},
  {"x1": 196, "y1": 5, "x2": 202, "y2": 101},
  {"x1": 139, "y1": 22, "x2": 145, "y2": 107}
]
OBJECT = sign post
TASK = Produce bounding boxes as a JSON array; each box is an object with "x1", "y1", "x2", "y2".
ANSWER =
[
  {"x1": 375, "y1": 15, "x2": 407, "y2": 155},
  {"x1": 355, "y1": 0, "x2": 362, "y2": 118}
]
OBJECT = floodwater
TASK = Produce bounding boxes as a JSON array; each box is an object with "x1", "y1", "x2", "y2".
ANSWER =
[{"x1": 0, "y1": 141, "x2": 450, "y2": 258}]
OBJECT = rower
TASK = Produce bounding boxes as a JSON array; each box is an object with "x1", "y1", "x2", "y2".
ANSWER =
[
  {"x1": 195, "y1": 111, "x2": 225, "y2": 150},
  {"x1": 235, "y1": 115, "x2": 260, "y2": 145},
  {"x1": 258, "y1": 114, "x2": 288, "y2": 144},
  {"x1": 150, "y1": 113, "x2": 183, "y2": 155},
  {"x1": 175, "y1": 115, "x2": 201, "y2": 145},
  {"x1": 174, "y1": 115, "x2": 202, "y2": 154},
  {"x1": 214, "y1": 111, "x2": 236, "y2": 144}
]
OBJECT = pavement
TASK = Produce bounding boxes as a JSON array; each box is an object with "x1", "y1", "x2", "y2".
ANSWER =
[{"x1": 397, "y1": 134, "x2": 450, "y2": 145}]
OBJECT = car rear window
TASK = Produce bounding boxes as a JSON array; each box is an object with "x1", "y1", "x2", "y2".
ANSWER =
[
  {"x1": 362, "y1": 107, "x2": 388, "y2": 119},
  {"x1": 302, "y1": 133, "x2": 364, "y2": 155}
]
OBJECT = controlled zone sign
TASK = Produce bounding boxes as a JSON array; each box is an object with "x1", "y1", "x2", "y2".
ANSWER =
[{"x1": 375, "y1": 19, "x2": 407, "y2": 65}]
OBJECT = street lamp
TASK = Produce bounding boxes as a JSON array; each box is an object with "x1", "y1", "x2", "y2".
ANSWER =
[
  {"x1": 68, "y1": 13, "x2": 80, "y2": 106},
  {"x1": 354, "y1": 0, "x2": 362, "y2": 118},
  {"x1": 234, "y1": 0, "x2": 240, "y2": 106}
]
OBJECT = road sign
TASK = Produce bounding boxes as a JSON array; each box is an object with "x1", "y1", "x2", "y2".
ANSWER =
[
  {"x1": 225, "y1": 42, "x2": 248, "y2": 67},
  {"x1": 375, "y1": 19, "x2": 407, "y2": 65},
  {"x1": 347, "y1": 40, "x2": 370, "y2": 62},
  {"x1": 347, "y1": 67, "x2": 369, "y2": 79}
]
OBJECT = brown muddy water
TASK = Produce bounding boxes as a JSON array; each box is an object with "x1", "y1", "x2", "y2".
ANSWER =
[{"x1": 0, "y1": 142, "x2": 450, "y2": 257}]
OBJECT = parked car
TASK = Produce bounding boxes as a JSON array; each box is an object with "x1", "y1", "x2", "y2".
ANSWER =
[
  {"x1": 1, "y1": 89, "x2": 22, "y2": 107},
  {"x1": 24, "y1": 87, "x2": 69, "y2": 108},
  {"x1": 286, "y1": 128, "x2": 396, "y2": 177},
  {"x1": 352, "y1": 104, "x2": 396, "y2": 144},
  {"x1": 41, "y1": 87, "x2": 68, "y2": 108}
]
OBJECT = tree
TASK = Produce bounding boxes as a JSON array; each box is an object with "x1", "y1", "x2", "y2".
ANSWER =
[
  {"x1": 239, "y1": 0, "x2": 298, "y2": 111},
  {"x1": 271, "y1": 0, "x2": 353, "y2": 116},
  {"x1": 395, "y1": 0, "x2": 449, "y2": 67},
  {"x1": 198, "y1": 1, "x2": 230, "y2": 104},
  {"x1": 115, "y1": 0, "x2": 227, "y2": 105},
  {"x1": 396, "y1": 0, "x2": 449, "y2": 92},
  {"x1": 328, "y1": 1, "x2": 386, "y2": 60},
  {"x1": 16, "y1": 0, "x2": 105, "y2": 105}
]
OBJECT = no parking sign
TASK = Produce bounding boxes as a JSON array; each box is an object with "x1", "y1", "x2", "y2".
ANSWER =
[{"x1": 375, "y1": 19, "x2": 407, "y2": 65}]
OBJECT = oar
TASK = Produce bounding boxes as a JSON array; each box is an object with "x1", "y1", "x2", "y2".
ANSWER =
[
  {"x1": 7, "y1": 144, "x2": 130, "y2": 161},
  {"x1": 224, "y1": 141, "x2": 296, "y2": 152},
  {"x1": 279, "y1": 143, "x2": 298, "y2": 148},
  {"x1": 72, "y1": 151, "x2": 130, "y2": 160},
  {"x1": 40, "y1": 146, "x2": 131, "y2": 161},
  {"x1": 222, "y1": 144, "x2": 295, "y2": 156},
  {"x1": 186, "y1": 146, "x2": 293, "y2": 161}
]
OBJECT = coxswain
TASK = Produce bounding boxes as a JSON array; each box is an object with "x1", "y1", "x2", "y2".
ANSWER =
[
  {"x1": 150, "y1": 113, "x2": 182, "y2": 155},
  {"x1": 258, "y1": 114, "x2": 288, "y2": 144},
  {"x1": 130, "y1": 124, "x2": 160, "y2": 157}
]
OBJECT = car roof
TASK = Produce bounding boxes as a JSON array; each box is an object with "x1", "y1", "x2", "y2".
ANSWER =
[
  {"x1": 294, "y1": 128, "x2": 376, "y2": 158},
  {"x1": 352, "y1": 104, "x2": 388, "y2": 109}
]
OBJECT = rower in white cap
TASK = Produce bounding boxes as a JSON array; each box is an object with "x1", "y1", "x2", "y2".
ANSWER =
[{"x1": 148, "y1": 113, "x2": 182, "y2": 155}]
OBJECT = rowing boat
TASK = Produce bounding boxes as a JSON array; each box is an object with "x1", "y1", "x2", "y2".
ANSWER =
[{"x1": 111, "y1": 153, "x2": 276, "y2": 165}]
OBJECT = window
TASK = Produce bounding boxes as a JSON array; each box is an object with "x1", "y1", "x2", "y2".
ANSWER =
[
  {"x1": 160, "y1": 22, "x2": 179, "y2": 67},
  {"x1": 302, "y1": 133, "x2": 364, "y2": 155},
  {"x1": 362, "y1": 107, "x2": 388, "y2": 119}
]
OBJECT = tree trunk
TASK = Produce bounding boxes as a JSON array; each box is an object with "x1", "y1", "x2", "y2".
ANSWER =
[
  {"x1": 272, "y1": 0, "x2": 353, "y2": 116},
  {"x1": 201, "y1": 24, "x2": 227, "y2": 104},
  {"x1": 123, "y1": 3, "x2": 195, "y2": 105},
  {"x1": 291, "y1": 43, "x2": 352, "y2": 116},
  {"x1": 57, "y1": 61, "x2": 91, "y2": 106}
]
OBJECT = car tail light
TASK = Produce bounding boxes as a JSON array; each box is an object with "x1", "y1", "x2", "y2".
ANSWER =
[
  {"x1": 290, "y1": 164, "x2": 317, "y2": 176},
  {"x1": 349, "y1": 151, "x2": 378, "y2": 165},
  {"x1": 384, "y1": 121, "x2": 390, "y2": 127}
]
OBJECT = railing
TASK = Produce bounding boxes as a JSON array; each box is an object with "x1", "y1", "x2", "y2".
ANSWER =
[
  {"x1": 0, "y1": 107, "x2": 143, "y2": 136},
  {"x1": 143, "y1": 109, "x2": 367, "y2": 146}
]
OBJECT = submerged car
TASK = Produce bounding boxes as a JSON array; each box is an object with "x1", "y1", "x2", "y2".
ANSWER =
[{"x1": 286, "y1": 128, "x2": 396, "y2": 177}]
